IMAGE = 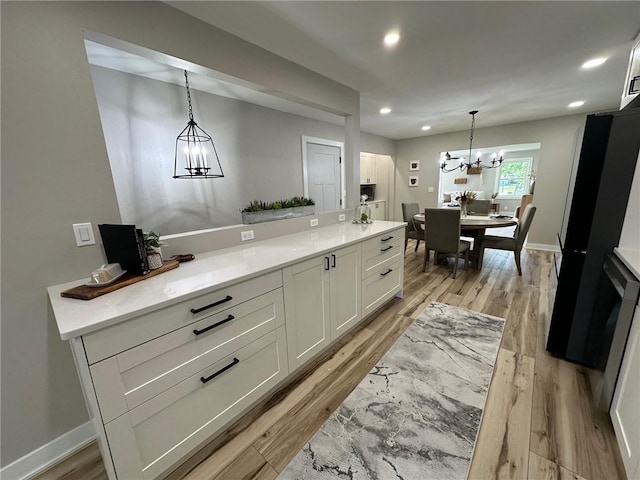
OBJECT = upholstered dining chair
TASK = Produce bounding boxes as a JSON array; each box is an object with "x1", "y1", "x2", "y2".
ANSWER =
[
  {"x1": 401, "y1": 202, "x2": 422, "y2": 252},
  {"x1": 467, "y1": 199, "x2": 491, "y2": 215},
  {"x1": 481, "y1": 204, "x2": 537, "y2": 275},
  {"x1": 422, "y1": 208, "x2": 471, "y2": 278}
]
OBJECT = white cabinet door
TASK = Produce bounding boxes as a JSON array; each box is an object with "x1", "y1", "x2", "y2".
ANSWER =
[
  {"x1": 370, "y1": 201, "x2": 386, "y2": 221},
  {"x1": 283, "y1": 255, "x2": 331, "y2": 371},
  {"x1": 610, "y1": 305, "x2": 640, "y2": 480},
  {"x1": 360, "y1": 153, "x2": 376, "y2": 184},
  {"x1": 284, "y1": 245, "x2": 362, "y2": 371},
  {"x1": 330, "y1": 245, "x2": 361, "y2": 338}
]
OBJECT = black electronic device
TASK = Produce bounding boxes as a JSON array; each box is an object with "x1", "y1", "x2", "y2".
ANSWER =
[{"x1": 98, "y1": 224, "x2": 150, "y2": 276}]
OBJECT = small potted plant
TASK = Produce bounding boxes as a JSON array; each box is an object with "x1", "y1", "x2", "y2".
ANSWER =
[{"x1": 143, "y1": 231, "x2": 167, "y2": 270}]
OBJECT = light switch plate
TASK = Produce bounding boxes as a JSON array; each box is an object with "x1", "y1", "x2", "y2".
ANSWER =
[
  {"x1": 73, "y1": 223, "x2": 96, "y2": 247},
  {"x1": 428, "y1": 186, "x2": 434, "y2": 193}
]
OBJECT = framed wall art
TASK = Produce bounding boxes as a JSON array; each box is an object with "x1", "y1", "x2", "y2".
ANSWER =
[
  {"x1": 409, "y1": 176, "x2": 419, "y2": 187},
  {"x1": 409, "y1": 160, "x2": 420, "y2": 171}
]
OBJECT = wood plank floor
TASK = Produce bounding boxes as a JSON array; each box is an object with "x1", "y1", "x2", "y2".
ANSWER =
[{"x1": 34, "y1": 243, "x2": 626, "y2": 480}]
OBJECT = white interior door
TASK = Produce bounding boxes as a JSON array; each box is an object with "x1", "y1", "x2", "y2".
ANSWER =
[{"x1": 303, "y1": 138, "x2": 343, "y2": 212}]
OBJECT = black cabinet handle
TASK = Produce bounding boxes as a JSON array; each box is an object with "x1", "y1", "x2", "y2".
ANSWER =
[
  {"x1": 190, "y1": 295, "x2": 233, "y2": 314},
  {"x1": 324, "y1": 256, "x2": 330, "y2": 270},
  {"x1": 193, "y1": 315, "x2": 235, "y2": 335},
  {"x1": 381, "y1": 236, "x2": 394, "y2": 242},
  {"x1": 200, "y1": 357, "x2": 239, "y2": 384},
  {"x1": 331, "y1": 254, "x2": 336, "y2": 268},
  {"x1": 381, "y1": 246, "x2": 393, "y2": 252},
  {"x1": 380, "y1": 269, "x2": 393, "y2": 276}
]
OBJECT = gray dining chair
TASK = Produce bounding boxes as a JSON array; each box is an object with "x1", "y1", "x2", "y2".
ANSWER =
[
  {"x1": 401, "y1": 202, "x2": 422, "y2": 252},
  {"x1": 481, "y1": 204, "x2": 537, "y2": 275},
  {"x1": 422, "y1": 208, "x2": 471, "y2": 278},
  {"x1": 467, "y1": 199, "x2": 491, "y2": 215}
]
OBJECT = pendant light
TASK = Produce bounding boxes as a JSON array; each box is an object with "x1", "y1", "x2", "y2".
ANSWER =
[
  {"x1": 173, "y1": 70, "x2": 224, "y2": 179},
  {"x1": 440, "y1": 110, "x2": 504, "y2": 173}
]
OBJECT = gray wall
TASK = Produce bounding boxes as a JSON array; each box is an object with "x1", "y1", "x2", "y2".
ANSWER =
[
  {"x1": 91, "y1": 66, "x2": 348, "y2": 235},
  {"x1": 0, "y1": 1, "x2": 359, "y2": 467},
  {"x1": 394, "y1": 114, "x2": 590, "y2": 246}
]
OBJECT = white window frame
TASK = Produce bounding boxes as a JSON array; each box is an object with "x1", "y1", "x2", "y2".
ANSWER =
[{"x1": 494, "y1": 157, "x2": 533, "y2": 199}]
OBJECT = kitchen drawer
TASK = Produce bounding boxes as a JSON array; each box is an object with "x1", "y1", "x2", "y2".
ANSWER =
[
  {"x1": 361, "y1": 235, "x2": 402, "y2": 279},
  {"x1": 362, "y1": 259, "x2": 403, "y2": 317},
  {"x1": 90, "y1": 288, "x2": 284, "y2": 423},
  {"x1": 83, "y1": 270, "x2": 283, "y2": 364},
  {"x1": 104, "y1": 327, "x2": 288, "y2": 480},
  {"x1": 360, "y1": 229, "x2": 403, "y2": 254}
]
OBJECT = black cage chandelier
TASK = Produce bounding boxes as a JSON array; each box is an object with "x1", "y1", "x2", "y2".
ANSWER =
[
  {"x1": 173, "y1": 70, "x2": 224, "y2": 179},
  {"x1": 440, "y1": 110, "x2": 503, "y2": 173}
]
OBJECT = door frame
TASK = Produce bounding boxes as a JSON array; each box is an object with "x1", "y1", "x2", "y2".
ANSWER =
[{"x1": 301, "y1": 136, "x2": 345, "y2": 210}]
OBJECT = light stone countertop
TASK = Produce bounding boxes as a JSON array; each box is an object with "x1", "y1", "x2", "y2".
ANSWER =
[{"x1": 48, "y1": 220, "x2": 406, "y2": 340}]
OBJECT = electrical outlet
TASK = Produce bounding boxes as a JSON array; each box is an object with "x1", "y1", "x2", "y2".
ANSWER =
[
  {"x1": 72, "y1": 223, "x2": 95, "y2": 247},
  {"x1": 338, "y1": 214, "x2": 346, "y2": 222},
  {"x1": 241, "y1": 230, "x2": 254, "y2": 241},
  {"x1": 310, "y1": 218, "x2": 319, "y2": 227}
]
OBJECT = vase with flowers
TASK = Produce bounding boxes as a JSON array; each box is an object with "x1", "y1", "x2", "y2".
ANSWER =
[{"x1": 455, "y1": 191, "x2": 477, "y2": 217}]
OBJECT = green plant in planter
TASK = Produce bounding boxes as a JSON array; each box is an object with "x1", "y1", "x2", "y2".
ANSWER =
[
  {"x1": 143, "y1": 231, "x2": 167, "y2": 252},
  {"x1": 241, "y1": 197, "x2": 315, "y2": 212}
]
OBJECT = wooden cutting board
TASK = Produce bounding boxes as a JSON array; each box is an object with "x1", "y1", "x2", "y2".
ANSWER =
[{"x1": 61, "y1": 260, "x2": 179, "y2": 300}]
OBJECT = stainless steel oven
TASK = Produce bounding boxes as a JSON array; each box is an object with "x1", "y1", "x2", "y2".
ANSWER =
[{"x1": 588, "y1": 253, "x2": 640, "y2": 410}]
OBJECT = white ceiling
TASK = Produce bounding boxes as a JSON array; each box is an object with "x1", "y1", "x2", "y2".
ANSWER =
[{"x1": 167, "y1": 1, "x2": 640, "y2": 140}]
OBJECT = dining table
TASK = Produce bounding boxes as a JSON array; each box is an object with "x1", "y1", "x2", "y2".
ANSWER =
[{"x1": 413, "y1": 213, "x2": 518, "y2": 270}]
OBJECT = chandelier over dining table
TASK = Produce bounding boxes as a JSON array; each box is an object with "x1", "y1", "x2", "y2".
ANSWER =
[{"x1": 440, "y1": 110, "x2": 504, "y2": 173}]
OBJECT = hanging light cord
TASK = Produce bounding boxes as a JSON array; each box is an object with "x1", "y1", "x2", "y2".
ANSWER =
[
  {"x1": 468, "y1": 110, "x2": 477, "y2": 165},
  {"x1": 184, "y1": 70, "x2": 194, "y2": 122}
]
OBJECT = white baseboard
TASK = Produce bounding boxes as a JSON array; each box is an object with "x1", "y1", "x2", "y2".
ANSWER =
[
  {"x1": 526, "y1": 243, "x2": 560, "y2": 252},
  {"x1": 0, "y1": 422, "x2": 95, "y2": 480}
]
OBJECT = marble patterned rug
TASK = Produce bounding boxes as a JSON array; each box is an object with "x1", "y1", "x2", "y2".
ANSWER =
[{"x1": 278, "y1": 302, "x2": 505, "y2": 480}]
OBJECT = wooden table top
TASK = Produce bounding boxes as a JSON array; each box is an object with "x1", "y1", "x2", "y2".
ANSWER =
[{"x1": 413, "y1": 213, "x2": 518, "y2": 230}]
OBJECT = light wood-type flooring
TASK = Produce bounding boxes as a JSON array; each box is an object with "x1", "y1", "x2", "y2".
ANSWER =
[{"x1": 34, "y1": 242, "x2": 626, "y2": 480}]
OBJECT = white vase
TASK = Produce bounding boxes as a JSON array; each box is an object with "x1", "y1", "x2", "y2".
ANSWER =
[{"x1": 147, "y1": 248, "x2": 163, "y2": 270}]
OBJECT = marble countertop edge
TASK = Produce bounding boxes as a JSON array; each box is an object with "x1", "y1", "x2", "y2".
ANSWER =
[{"x1": 48, "y1": 220, "x2": 406, "y2": 340}]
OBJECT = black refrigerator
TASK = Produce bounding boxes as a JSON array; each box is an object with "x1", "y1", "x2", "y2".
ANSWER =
[{"x1": 547, "y1": 103, "x2": 640, "y2": 366}]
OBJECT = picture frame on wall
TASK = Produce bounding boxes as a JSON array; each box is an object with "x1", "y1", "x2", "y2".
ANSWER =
[
  {"x1": 409, "y1": 160, "x2": 420, "y2": 171},
  {"x1": 409, "y1": 176, "x2": 419, "y2": 187}
]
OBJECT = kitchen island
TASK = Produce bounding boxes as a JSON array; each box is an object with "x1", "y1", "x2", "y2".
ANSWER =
[{"x1": 48, "y1": 220, "x2": 405, "y2": 480}]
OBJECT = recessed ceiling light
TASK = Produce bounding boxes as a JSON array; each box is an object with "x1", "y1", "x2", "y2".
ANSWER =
[
  {"x1": 568, "y1": 101, "x2": 585, "y2": 108},
  {"x1": 384, "y1": 32, "x2": 400, "y2": 46},
  {"x1": 421, "y1": 125, "x2": 431, "y2": 131},
  {"x1": 582, "y1": 57, "x2": 607, "y2": 69},
  {"x1": 380, "y1": 107, "x2": 391, "y2": 115}
]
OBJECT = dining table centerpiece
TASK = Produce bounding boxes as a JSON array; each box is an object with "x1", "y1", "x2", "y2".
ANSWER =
[{"x1": 455, "y1": 190, "x2": 477, "y2": 217}]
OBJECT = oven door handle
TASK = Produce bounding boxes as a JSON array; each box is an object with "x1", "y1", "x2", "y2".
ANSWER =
[{"x1": 603, "y1": 261, "x2": 625, "y2": 298}]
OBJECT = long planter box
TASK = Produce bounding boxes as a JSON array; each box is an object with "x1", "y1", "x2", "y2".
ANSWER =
[{"x1": 241, "y1": 205, "x2": 315, "y2": 225}]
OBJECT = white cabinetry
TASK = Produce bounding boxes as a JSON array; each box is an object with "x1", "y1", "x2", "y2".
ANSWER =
[
  {"x1": 370, "y1": 201, "x2": 386, "y2": 221},
  {"x1": 360, "y1": 152, "x2": 377, "y2": 184},
  {"x1": 361, "y1": 232, "x2": 404, "y2": 317},
  {"x1": 82, "y1": 272, "x2": 288, "y2": 480},
  {"x1": 610, "y1": 304, "x2": 640, "y2": 480},
  {"x1": 284, "y1": 244, "x2": 361, "y2": 371}
]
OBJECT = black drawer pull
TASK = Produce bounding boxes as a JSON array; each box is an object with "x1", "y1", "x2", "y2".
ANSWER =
[
  {"x1": 200, "y1": 357, "x2": 240, "y2": 384},
  {"x1": 381, "y1": 246, "x2": 393, "y2": 252},
  {"x1": 331, "y1": 254, "x2": 336, "y2": 268},
  {"x1": 325, "y1": 256, "x2": 330, "y2": 270},
  {"x1": 380, "y1": 269, "x2": 393, "y2": 277},
  {"x1": 193, "y1": 315, "x2": 235, "y2": 335},
  {"x1": 190, "y1": 295, "x2": 233, "y2": 314},
  {"x1": 381, "y1": 236, "x2": 394, "y2": 242}
]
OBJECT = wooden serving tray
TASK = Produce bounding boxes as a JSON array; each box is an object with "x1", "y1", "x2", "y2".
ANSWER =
[{"x1": 61, "y1": 260, "x2": 179, "y2": 300}]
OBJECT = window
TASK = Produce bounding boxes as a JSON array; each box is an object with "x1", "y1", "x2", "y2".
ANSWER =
[{"x1": 495, "y1": 157, "x2": 532, "y2": 198}]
